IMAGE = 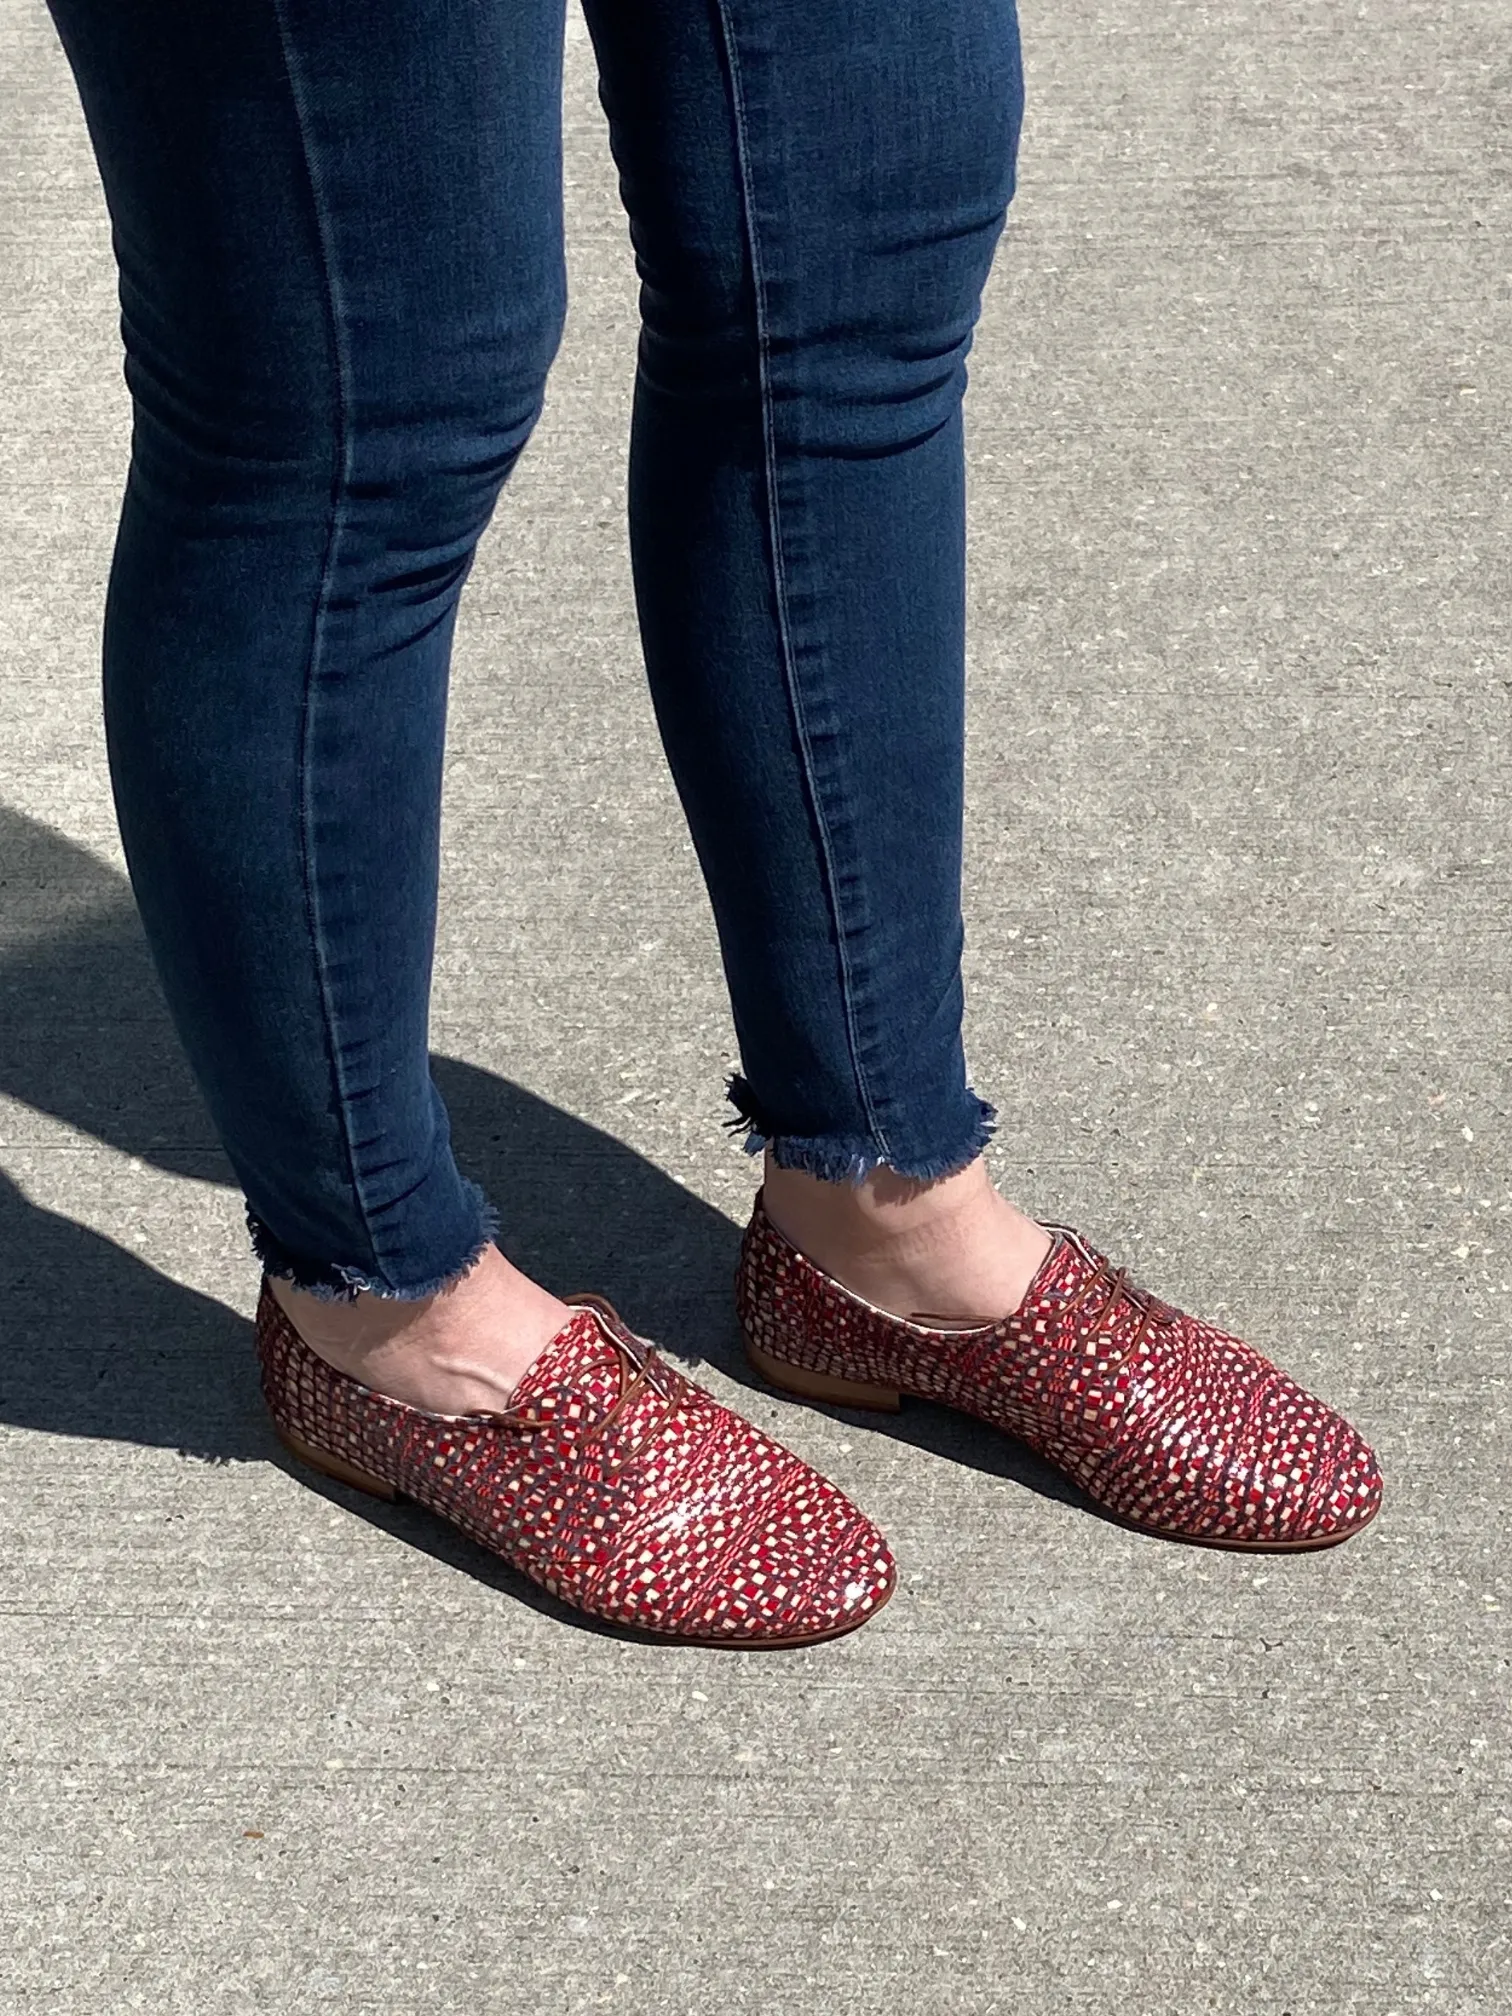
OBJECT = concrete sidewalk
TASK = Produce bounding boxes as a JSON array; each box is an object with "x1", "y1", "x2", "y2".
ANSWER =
[{"x1": 2, "y1": 0, "x2": 1508, "y2": 2009}]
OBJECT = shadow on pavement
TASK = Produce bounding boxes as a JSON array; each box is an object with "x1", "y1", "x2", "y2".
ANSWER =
[{"x1": 0, "y1": 804, "x2": 1083, "y2": 1526}]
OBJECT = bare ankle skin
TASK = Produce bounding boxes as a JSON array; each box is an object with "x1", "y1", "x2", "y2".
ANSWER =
[
  {"x1": 760, "y1": 1152, "x2": 1052, "y2": 1325},
  {"x1": 268, "y1": 1243, "x2": 572, "y2": 1415}
]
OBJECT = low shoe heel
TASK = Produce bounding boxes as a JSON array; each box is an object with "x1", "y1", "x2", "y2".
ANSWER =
[{"x1": 745, "y1": 1335, "x2": 903, "y2": 1413}]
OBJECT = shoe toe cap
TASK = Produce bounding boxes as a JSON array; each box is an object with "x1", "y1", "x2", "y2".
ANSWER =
[
  {"x1": 677, "y1": 1482, "x2": 896, "y2": 1645},
  {"x1": 1233, "y1": 1395, "x2": 1383, "y2": 1547},
  {"x1": 1296, "y1": 1416, "x2": 1383, "y2": 1543},
  {"x1": 789, "y1": 1515, "x2": 898, "y2": 1639},
  {"x1": 1105, "y1": 1368, "x2": 1384, "y2": 1549}
]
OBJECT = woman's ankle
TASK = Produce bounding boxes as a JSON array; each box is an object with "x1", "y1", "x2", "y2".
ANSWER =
[
  {"x1": 760, "y1": 1152, "x2": 1050, "y2": 1324},
  {"x1": 267, "y1": 1245, "x2": 572, "y2": 1413}
]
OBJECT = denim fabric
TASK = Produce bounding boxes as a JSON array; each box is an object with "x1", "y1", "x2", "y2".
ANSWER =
[{"x1": 46, "y1": 0, "x2": 1023, "y2": 1296}]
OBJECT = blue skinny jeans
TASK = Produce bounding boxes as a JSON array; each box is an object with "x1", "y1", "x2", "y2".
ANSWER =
[{"x1": 46, "y1": 0, "x2": 1024, "y2": 1298}]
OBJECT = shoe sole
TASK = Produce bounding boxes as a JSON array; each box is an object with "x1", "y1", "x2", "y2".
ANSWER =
[
  {"x1": 277, "y1": 1427, "x2": 895, "y2": 1648},
  {"x1": 744, "y1": 1338, "x2": 1380, "y2": 1555}
]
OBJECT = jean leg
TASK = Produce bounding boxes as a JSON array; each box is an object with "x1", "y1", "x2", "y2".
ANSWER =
[
  {"x1": 585, "y1": 0, "x2": 1023, "y2": 1180},
  {"x1": 45, "y1": 0, "x2": 568, "y2": 1292}
]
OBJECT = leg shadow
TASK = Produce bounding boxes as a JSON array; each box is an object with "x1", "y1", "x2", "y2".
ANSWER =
[
  {"x1": 0, "y1": 803, "x2": 1081, "y2": 1518},
  {"x1": 0, "y1": 1167, "x2": 265, "y2": 1460}
]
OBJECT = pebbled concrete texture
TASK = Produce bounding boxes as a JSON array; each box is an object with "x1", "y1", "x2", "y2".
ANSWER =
[{"x1": 1, "y1": 0, "x2": 1508, "y2": 2010}]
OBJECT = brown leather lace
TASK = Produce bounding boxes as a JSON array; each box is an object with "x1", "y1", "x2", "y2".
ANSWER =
[
  {"x1": 494, "y1": 1300, "x2": 682, "y2": 1465},
  {"x1": 1058, "y1": 1252, "x2": 1179, "y2": 1365}
]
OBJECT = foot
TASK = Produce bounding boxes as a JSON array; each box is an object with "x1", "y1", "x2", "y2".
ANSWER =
[
  {"x1": 760, "y1": 1153, "x2": 1052, "y2": 1326},
  {"x1": 258, "y1": 1283, "x2": 897, "y2": 1643},
  {"x1": 267, "y1": 1243, "x2": 572, "y2": 1415},
  {"x1": 738, "y1": 1197, "x2": 1384, "y2": 1550}
]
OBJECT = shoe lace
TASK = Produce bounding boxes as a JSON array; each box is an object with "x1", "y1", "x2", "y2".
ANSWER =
[
  {"x1": 1057, "y1": 1247, "x2": 1180, "y2": 1363},
  {"x1": 494, "y1": 1302, "x2": 683, "y2": 1467}
]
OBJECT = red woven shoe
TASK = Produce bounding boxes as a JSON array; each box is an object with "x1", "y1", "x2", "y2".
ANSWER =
[
  {"x1": 738, "y1": 1196, "x2": 1382, "y2": 1551},
  {"x1": 258, "y1": 1283, "x2": 894, "y2": 1645}
]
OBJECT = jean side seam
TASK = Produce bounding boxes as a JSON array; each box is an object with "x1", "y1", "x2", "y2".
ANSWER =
[
  {"x1": 707, "y1": 0, "x2": 892, "y2": 1162},
  {"x1": 269, "y1": 0, "x2": 384, "y2": 1279}
]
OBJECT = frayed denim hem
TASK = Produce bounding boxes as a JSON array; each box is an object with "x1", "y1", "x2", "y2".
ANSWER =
[
  {"x1": 246, "y1": 1183, "x2": 500, "y2": 1301},
  {"x1": 724, "y1": 1074, "x2": 996, "y2": 1185}
]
